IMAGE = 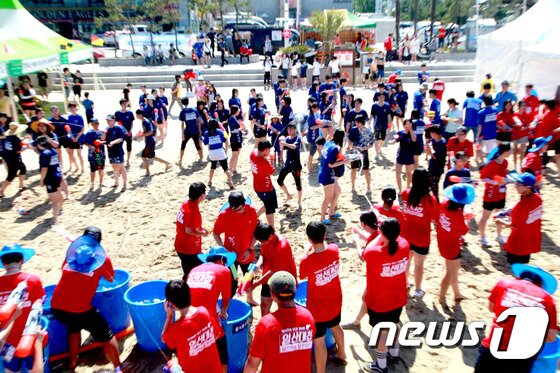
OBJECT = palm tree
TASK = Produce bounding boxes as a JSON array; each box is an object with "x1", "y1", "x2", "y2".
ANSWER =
[
  {"x1": 413, "y1": 0, "x2": 419, "y2": 33},
  {"x1": 395, "y1": 0, "x2": 401, "y2": 44},
  {"x1": 309, "y1": 10, "x2": 345, "y2": 59},
  {"x1": 429, "y1": 0, "x2": 436, "y2": 46}
]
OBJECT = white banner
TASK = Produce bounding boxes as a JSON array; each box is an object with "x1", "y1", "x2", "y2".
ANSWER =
[
  {"x1": 116, "y1": 33, "x2": 198, "y2": 52},
  {"x1": 22, "y1": 54, "x2": 60, "y2": 75},
  {"x1": 0, "y1": 63, "x2": 7, "y2": 80}
]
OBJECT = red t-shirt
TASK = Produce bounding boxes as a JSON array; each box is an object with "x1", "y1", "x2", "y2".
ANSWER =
[
  {"x1": 523, "y1": 95, "x2": 540, "y2": 122},
  {"x1": 482, "y1": 278, "x2": 557, "y2": 350},
  {"x1": 162, "y1": 307, "x2": 222, "y2": 373},
  {"x1": 512, "y1": 112, "x2": 530, "y2": 140},
  {"x1": 438, "y1": 28, "x2": 446, "y2": 39},
  {"x1": 299, "y1": 244, "x2": 342, "y2": 322},
  {"x1": 175, "y1": 199, "x2": 203, "y2": 255},
  {"x1": 373, "y1": 203, "x2": 406, "y2": 224},
  {"x1": 384, "y1": 37, "x2": 393, "y2": 51},
  {"x1": 504, "y1": 193, "x2": 542, "y2": 256},
  {"x1": 260, "y1": 235, "x2": 297, "y2": 280},
  {"x1": 432, "y1": 81, "x2": 445, "y2": 101},
  {"x1": 213, "y1": 205, "x2": 258, "y2": 265},
  {"x1": 522, "y1": 152, "x2": 543, "y2": 176},
  {"x1": 0, "y1": 273, "x2": 44, "y2": 347},
  {"x1": 186, "y1": 263, "x2": 231, "y2": 336},
  {"x1": 363, "y1": 236, "x2": 410, "y2": 312},
  {"x1": 401, "y1": 190, "x2": 439, "y2": 248},
  {"x1": 436, "y1": 200, "x2": 469, "y2": 260},
  {"x1": 480, "y1": 159, "x2": 508, "y2": 203},
  {"x1": 535, "y1": 108, "x2": 560, "y2": 140},
  {"x1": 497, "y1": 111, "x2": 515, "y2": 133},
  {"x1": 51, "y1": 257, "x2": 114, "y2": 313},
  {"x1": 250, "y1": 149, "x2": 275, "y2": 193},
  {"x1": 249, "y1": 306, "x2": 315, "y2": 373},
  {"x1": 446, "y1": 136, "x2": 474, "y2": 168}
]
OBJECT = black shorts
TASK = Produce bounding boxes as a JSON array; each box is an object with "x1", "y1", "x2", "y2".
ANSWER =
[
  {"x1": 216, "y1": 335, "x2": 228, "y2": 365},
  {"x1": 45, "y1": 178, "x2": 62, "y2": 194},
  {"x1": 496, "y1": 132, "x2": 512, "y2": 142},
  {"x1": 315, "y1": 313, "x2": 341, "y2": 339},
  {"x1": 256, "y1": 189, "x2": 278, "y2": 215},
  {"x1": 350, "y1": 151, "x2": 370, "y2": 170},
  {"x1": 374, "y1": 129, "x2": 387, "y2": 141},
  {"x1": 177, "y1": 253, "x2": 203, "y2": 280},
  {"x1": 66, "y1": 141, "x2": 82, "y2": 150},
  {"x1": 474, "y1": 346, "x2": 535, "y2": 373},
  {"x1": 211, "y1": 159, "x2": 228, "y2": 171},
  {"x1": 261, "y1": 283, "x2": 271, "y2": 298},
  {"x1": 231, "y1": 140, "x2": 242, "y2": 152},
  {"x1": 553, "y1": 139, "x2": 560, "y2": 155},
  {"x1": 367, "y1": 307, "x2": 403, "y2": 328},
  {"x1": 5, "y1": 159, "x2": 26, "y2": 182},
  {"x1": 410, "y1": 244, "x2": 429, "y2": 256},
  {"x1": 52, "y1": 308, "x2": 113, "y2": 342},
  {"x1": 506, "y1": 252, "x2": 531, "y2": 265},
  {"x1": 483, "y1": 199, "x2": 506, "y2": 212},
  {"x1": 141, "y1": 145, "x2": 155, "y2": 159},
  {"x1": 58, "y1": 137, "x2": 71, "y2": 148},
  {"x1": 370, "y1": 72, "x2": 378, "y2": 81},
  {"x1": 89, "y1": 160, "x2": 105, "y2": 173},
  {"x1": 125, "y1": 136, "x2": 132, "y2": 152},
  {"x1": 181, "y1": 134, "x2": 201, "y2": 151}
]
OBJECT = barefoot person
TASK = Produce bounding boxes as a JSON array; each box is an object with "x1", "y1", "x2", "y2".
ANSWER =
[
  {"x1": 105, "y1": 115, "x2": 128, "y2": 190},
  {"x1": 203, "y1": 120, "x2": 234, "y2": 189},
  {"x1": 348, "y1": 116, "x2": 374, "y2": 193},
  {"x1": 51, "y1": 228, "x2": 123, "y2": 371},
  {"x1": 250, "y1": 141, "x2": 278, "y2": 228},
  {"x1": 82, "y1": 118, "x2": 105, "y2": 191},
  {"x1": 437, "y1": 183, "x2": 476, "y2": 305},
  {"x1": 178, "y1": 97, "x2": 204, "y2": 166},
  {"x1": 0, "y1": 122, "x2": 28, "y2": 197},
  {"x1": 277, "y1": 124, "x2": 303, "y2": 207},
  {"x1": 65, "y1": 103, "x2": 85, "y2": 174},
  {"x1": 134, "y1": 109, "x2": 171, "y2": 176},
  {"x1": 114, "y1": 99, "x2": 135, "y2": 168},
  {"x1": 36, "y1": 135, "x2": 64, "y2": 223},
  {"x1": 317, "y1": 138, "x2": 346, "y2": 225},
  {"x1": 300, "y1": 221, "x2": 347, "y2": 371}
]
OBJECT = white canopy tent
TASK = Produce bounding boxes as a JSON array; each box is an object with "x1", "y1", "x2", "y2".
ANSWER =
[{"x1": 475, "y1": 0, "x2": 560, "y2": 98}]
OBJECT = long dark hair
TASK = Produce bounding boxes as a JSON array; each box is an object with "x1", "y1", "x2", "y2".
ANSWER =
[
  {"x1": 380, "y1": 218, "x2": 400, "y2": 256},
  {"x1": 407, "y1": 167, "x2": 431, "y2": 208},
  {"x1": 447, "y1": 200, "x2": 464, "y2": 211},
  {"x1": 381, "y1": 187, "x2": 397, "y2": 208}
]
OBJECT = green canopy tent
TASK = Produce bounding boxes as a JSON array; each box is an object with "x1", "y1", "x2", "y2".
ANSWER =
[{"x1": 0, "y1": 0, "x2": 92, "y2": 119}]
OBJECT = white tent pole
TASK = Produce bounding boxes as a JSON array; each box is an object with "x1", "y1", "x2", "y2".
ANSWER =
[
  {"x1": 59, "y1": 68, "x2": 68, "y2": 112},
  {"x1": 6, "y1": 74, "x2": 18, "y2": 122},
  {"x1": 93, "y1": 62, "x2": 99, "y2": 91}
]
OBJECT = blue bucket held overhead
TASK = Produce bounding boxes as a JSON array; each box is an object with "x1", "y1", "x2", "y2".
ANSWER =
[
  {"x1": 43, "y1": 284, "x2": 69, "y2": 356},
  {"x1": 124, "y1": 280, "x2": 168, "y2": 352},
  {"x1": 218, "y1": 299, "x2": 252, "y2": 373},
  {"x1": 532, "y1": 336, "x2": 560, "y2": 373},
  {"x1": 92, "y1": 269, "x2": 131, "y2": 334}
]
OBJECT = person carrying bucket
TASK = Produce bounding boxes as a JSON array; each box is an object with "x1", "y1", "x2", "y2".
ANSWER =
[
  {"x1": 244, "y1": 271, "x2": 315, "y2": 373},
  {"x1": 187, "y1": 247, "x2": 235, "y2": 373},
  {"x1": 50, "y1": 227, "x2": 122, "y2": 371},
  {"x1": 474, "y1": 264, "x2": 558, "y2": 373},
  {"x1": 0, "y1": 243, "x2": 46, "y2": 372},
  {"x1": 213, "y1": 191, "x2": 259, "y2": 305},
  {"x1": 162, "y1": 280, "x2": 222, "y2": 373}
]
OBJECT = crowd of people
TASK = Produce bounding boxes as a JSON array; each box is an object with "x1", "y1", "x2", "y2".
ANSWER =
[{"x1": 0, "y1": 53, "x2": 559, "y2": 373}]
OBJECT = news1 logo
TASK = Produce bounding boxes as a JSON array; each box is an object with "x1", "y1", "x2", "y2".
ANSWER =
[{"x1": 369, "y1": 307, "x2": 550, "y2": 359}]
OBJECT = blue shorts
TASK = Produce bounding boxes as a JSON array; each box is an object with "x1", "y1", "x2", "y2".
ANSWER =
[
  {"x1": 256, "y1": 189, "x2": 278, "y2": 215},
  {"x1": 1, "y1": 342, "x2": 34, "y2": 371},
  {"x1": 318, "y1": 170, "x2": 335, "y2": 186},
  {"x1": 308, "y1": 141, "x2": 318, "y2": 156},
  {"x1": 46, "y1": 178, "x2": 62, "y2": 193}
]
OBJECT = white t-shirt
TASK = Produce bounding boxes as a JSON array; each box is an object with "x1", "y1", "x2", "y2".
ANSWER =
[
  {"x1": 281, "y1": 57, "x2": 290, "y2": 69},
  {"x1": 328, "y1": 60, "x2": 340, "y2": 74},
  {"x1": 291, "y1": 62, "x2": 300, "y2": 76},
  {"x1": 312, "y1": 61, "x2": 321, "y2": 75},
  {"x1": 264, "y1": 60, "x2": 272, "y2": 72},
  {"x1": 209, "y1": 147, "x2": 227, "y2": 161},
  {"x1": 409, "y1": 39, "x2": 420, "y2": 55}
]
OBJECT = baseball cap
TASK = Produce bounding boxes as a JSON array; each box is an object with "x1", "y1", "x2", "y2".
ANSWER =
[
  {"x1": 395, "y1": 70, "x2": 402, "y2": 75},
  {"x1": 510, "y1": 172, "x2": 537, "y2": 191},
  {"x1": 421, "y1": 83, "x2": 429, "y2": 90},
  {"x1": 501, "y1": 80, "x2": 509, "y2": 86},
  {"x1": 269, "y1": 271, "x2": 297, "y2": 300},
  {"x1": 146, "y1": 94, "x2": 155, "y2": 100},
  {"x1": 90, "y1": 118, "x2": 99, "y2": 124},
  {"x1": 106, "y1": 114, "x2": 116, "y2": 121}
]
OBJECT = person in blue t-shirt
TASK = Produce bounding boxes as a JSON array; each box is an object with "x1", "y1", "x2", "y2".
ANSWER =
[
  {"x1": 178, "y1": 97, "x2": 203, "y2": 165},
  {"x1": 494, "y1": 80, "x2": 518, "y2": 112},
  {"x1": 203, "y1": 119, "x2": 234, "y2": 189},
  {"x1": 318, "y1": 75, "x2": 335, "y2": 96},
  {"x1": 105, "y1": 114, "x2": 128, "y2": 190},
  {"x1": 66, "y1": 103, "x2": 85, "y2": 174},
  {"x1": 299, "y1": 59, "x2": 309, "y2": 89},
  {"x1": 392, "y1": 83, "x2": 409, "y2": 131},
  {"x1": 411, "y1": 109, "x2": 426, "y2": 168},
  {"x1": 114, "y1": 99, "x2": 135, "y2": 167},
  {"x1": 425, "y1": 125, "x2": 447, "y2": 199},
  {"x1": 308, "y1": 82, "x2": 321, "y2": 104},
  {"x1": 344, "y1": 98, "x2": 368, "y2": 133},
  {"x1": 134, "y1": 109, "x2": 171, "y2": 176},
  {"x1": 228, "y1": 105, "x2": 243, "y2": 173},
  {"x1": 277, "y1": 124, "x2": 303, "y2": 206},
  {"x1": 443, "y1": 151, "x2": 471, "y2": 189},
  {"x1": 36, "y1": 135, "x2": 63, "y2": 224},
  {"x1": 417, "y1": 64, "x2": 430, "y2": 84},
  {"x1": 138, "y1": 85, "x2": 148, "y2": 109},
  {"x1": 347, "y1": 116, "x2": 374, "y2": 192},
  {"x1": 370, "y1": 93, "x2": 392, "y2": 158},
  {"x1": 316, "y1": 138, "x2": 347, "y2": 225},
  {"x1": 319, "y1": 91, "x2": 335, "y2": 139},
  {"x1": 268, "y1": 114, "x2": 285, "y2": 167},
  {"x1": 462, "y1": 90, "x2": 483, "y2": 137},
  {"x1": 413, "y1": 84, "x2": 428, "y2": 117},
  {"x1": 393, "y1": 119, "x2": 417, "y2": 194},
  {"x1": 428, "y1": 89, "x2": 442, "y2": 126},
  {"x1": 82, "y1": 118, "x2": 105, "y2": 190},
  {"x1": 477, "y1": 96, "x2": 499, "y2": 157},
  {"x1": 279, "y1": 96, "x2": 295, "y2": 129},
  {"x1": 306, "y1": 102, "x2": 322, "y2": 172},
  {"x1": 250, "y1": 97, "x2": 269, "y2": 148},
  {"x1": 274, "y1": 80, "x2": 288, "y2": 110},
  {"x1": 82, "y1": 92, "x2": 94, "y2": 123}
]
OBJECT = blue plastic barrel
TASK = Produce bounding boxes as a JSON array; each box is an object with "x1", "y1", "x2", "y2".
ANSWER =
[
  {"x1": 294, "y1": 280, "x2": 336, "y2": 350},
  {"x1": 92, "y1": 269, "x2": 131, "y2": 334},
  {"x1": 124, "y1": 280, "x2": 168, "y2": 352},
  {"x1": 218, "y1": 299, "x2": 252, "y2": 373},
  {"x1": 219, "y1": 196, "x2": 252, "y2": 213},
  {"x1": 532, "y1": 336, "x2": 560, "y2": 373},
  {"x1": 43, "y1": 284, "x2": 69, "y2": 356}
]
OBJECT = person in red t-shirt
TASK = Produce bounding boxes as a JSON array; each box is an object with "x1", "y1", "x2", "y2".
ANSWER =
[
  {"x1": 432, "y1": 78, "x2": 445, "y2": 101},
  {"x1": 175, "y1": 182, "x2": 210, "y2": 279},
  {"x1": 401, "y1": 168, "x2": 438, "y2": 299},
  {"x1": 446, "y1": 127, "x2": 474, "y2": 169},
  {"x1": 522, "y1": 83, "x2": 540, "y2": 123},
  {"x1": 187, "y1": 247, "x2": 235, "y2": 372},
  {"x1": 512, "y1": 100, "x2": 531, "y2": 170},
  {"x1": 478, "y1": 144, "x2": 510, "y2": 247},
  {"x1": 496, "y1": 100, "x2": 516, "y2": 143},
  {"x1": 494, "y1": 172, "x2": 542, "y2": 265},
  {"x1": 374, "y1": 187, "x2": 406, "y2": 224},
  {"x1": 253, "y1": 222, "x2": 297, "y2": 316},
  {"x1": 522, "y1": 136, "x2": 550, "y2": 177},
  {"x1": 437, "y1": 183, "x2": 475, "y2": 305},
  {"x1": 299, "y1": 222, "x2": 346, "y2": 371},
  {"x1": 475, "y1": 265, "x2": 558, "y2": 373},
  {"x1": 250, "y1": 141, "x2": 277, "y2": 228},
  {"x1": 213, "y1": 191, "x2": 258, "y2": 304},
  {"x1": 51, "y1": 227, "x2": 122, "y2": 371},
  {"x1": 0, "y1": 244, "x2": 46, "y2": 372},
  {"x1": 363, "y1": 218, "x2": 409, "y2": 373},
  {"x1": 244, "y1": 271, "x2": 316, "y2": 373},
  {"x1": 384, "y1": 34, "x2": 393, "y2": 54},
  {"x1": 162, "y1": 280, "x2": 222, "y2": 373}
]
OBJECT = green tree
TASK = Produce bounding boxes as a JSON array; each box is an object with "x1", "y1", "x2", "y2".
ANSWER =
[
  {"x1": 355, "y1": 0, "x2": 376, "y2": 12},
  {"x1": 309, "y1": 10, "x2": 345, "y2": 58},
  {"x1": 228, "y1": 0, "x2": 250, "y2": 24},
  {"x1": 94, "y1": 0, "x2": 141, "y2": 57}
]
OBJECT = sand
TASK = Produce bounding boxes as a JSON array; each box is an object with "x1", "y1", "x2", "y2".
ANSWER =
[{"x1": 0, "y1": 80, "x2": 559, "y2": 373}]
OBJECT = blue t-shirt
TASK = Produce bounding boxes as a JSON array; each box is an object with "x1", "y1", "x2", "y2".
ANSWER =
[
  {"x1": 430, "y1": 99, "x2": 441, "y2": 125},
  {"x1": 39, "y1": 148, "x2": 62, "y2": 185},
  {"x1": 319, "y1": 100, "x2": 333, "y2": 121},
  {"x1": 179, "y1": 107, "x2": 201, "y2": 136},
  {"x1": 250, "y1": 106, "x2": 268, "y2": 138},
  {"x1": 494, "y1": 91, "x2": 518, "y2": 112},
  {"x1": 417, "y1": 71, "x2": 430, "y2": 84},
  {"x1": 318, "y1": 141, "x2": 338, "y2": 185},
  {"x1": 396, "y1": 130, "x2": 416, "y2": 162},
  {"x1": 428, "y1": 138, "x2": 447, "y2": 176},
  {"x1": 463, "y1": 97, "x2": 483, "y2": 128},
  {"x1": 212, "y1": 108, "x2": 230, "y2": 124},
  {"x1": 203, "y1": 130, "x2": 227, "y2": 150},
  {"x1": 299, "y1": 63, "x2": 309, "y2": 77},
  {"x1": 248, "y1": 97, "x2": 258, "y2": 109},
  {"x1": 141, "y1": 118, "x2": 156, "y2": 146},
  {"x1": 283, "y1": 135, "x2": 301, "y2": 169},
  {"x1": 48, "y1": 115, "x2": 68, "y2": 138},
  {"x1": 443, "y1": 167, "x2": 471, "y2": 189},
  {"x1": 307, "y1": 110, "x2": 320, "y2": 143},
  {"x1": 228, "y1": 116, "x2": 242, "y2": 144},
  {"x1": 193, "y1": 42, "x2": 204, "y2": 56},
  {"x1": 318, "y1": 82, "x2": 335, "y2": 94},
  {"x1": 229, "y1": 97, "x2": 243, "y2": 114},
  {"x1": 275, "y1": 87, "x2": 286, "y2": 108},
  {"x1": 412, "y1": 119, "x2": 426, "y2": 151},
  {"x1": 477, "y1": 107, "x2": 499, "y2": 140},
  {"x1": 280, "y1": 105, "x2": 294, "y2": 127},
  {"x1": 106, "y1": 125, "x2": 126, "y2": 157},
  {"x1": 393, "y1": 91, "x2": 409, "y2": 113},
  {"x1": 373, "y1": 90, "x2": 390, "y2": 103},
  {"x1": 344, "y1": 108, "x2": 368, "y2": 129},
  {"x1": 143, "y1": 105, "x2": 156, "y2": 122},
  {"x1": 308, "y1": 87, "x2": 320, "y2": 103},
  {"x1": 371, "y1": 102, "x2": 392, "y2": 130},
  {"x1": 82, "y1": 99, "x2": 94, "y2": 112},
  {"x1": 413, "y1": 91, "x2": 425, "y2": 116},
  {"x1": 114, "y1": 110, "x2": 135, "y2": 132},
  {"x1": 66, "y1": 114, "x2": 85, "y2": 138},
  {"x1": 82, "y1": 129, "x2": 105, "y2": 161},
  {"x1": 139, "y1": 93, "x2": 148, "y2": 108}
]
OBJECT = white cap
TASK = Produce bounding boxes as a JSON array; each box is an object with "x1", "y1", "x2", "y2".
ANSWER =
[{"x1": 147, "y1": 95, "x2": 155, "y2": 100}]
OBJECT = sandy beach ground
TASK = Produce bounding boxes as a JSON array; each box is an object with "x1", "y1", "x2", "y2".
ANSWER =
[{"x1": 0, "y1": 77, "x2": 559, "y2": 373}]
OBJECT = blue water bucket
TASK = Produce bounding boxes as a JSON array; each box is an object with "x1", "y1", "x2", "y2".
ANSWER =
[
  {"x1": 92, "y1": 269, "x2": 132, "y2": 334},
  {"x1": 532, "y1": 336, "x2": 560, "y2": 373},
  {"x1": 219, "y1": 196, "x2": 252, "y2": 212},
  {"x1": 124, "y1": 280, "x2": 168, "y2": 352},
  {"x1": 294, "y1": 280, "x2": 336, "y2": 350},
  {"x1": 43, "y1": 284, "x2": 69, "y2": 356},
  {"x1": 218, "y1": 299, "x2": 252, "y2": 373}
]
